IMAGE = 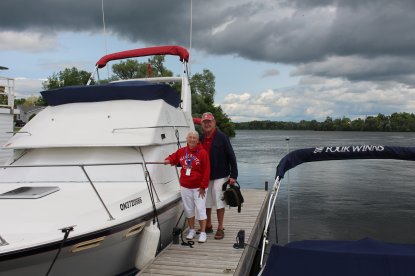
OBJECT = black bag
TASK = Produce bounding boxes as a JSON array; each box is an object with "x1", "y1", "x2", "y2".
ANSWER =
[{"x1": 222, "y1": 180, "x2": 244, "y2": 213}]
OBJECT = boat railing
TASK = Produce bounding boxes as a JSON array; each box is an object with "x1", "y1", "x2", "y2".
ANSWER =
[
  {"x1": 259, "y1": 176, "x2": 283, "y2": 271},
  {"x1": 0, "y1": 161, "x2": 178, "y2": 221},
  {"x1": 110, "y1": 76, "x2": 183, "y2": 84},
  {"x1": 112, "y1": 124, "x2": 189, "y2": 133}
]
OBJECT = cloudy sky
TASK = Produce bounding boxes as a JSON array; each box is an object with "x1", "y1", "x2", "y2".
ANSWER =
[{"x1": 1, "y1": 0, "x2": 415, "y2": 122}]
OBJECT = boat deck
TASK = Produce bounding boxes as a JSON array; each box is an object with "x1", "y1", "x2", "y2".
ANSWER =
[{"x1": 137, "y1": 188, "x2": 269, "y2": 276}]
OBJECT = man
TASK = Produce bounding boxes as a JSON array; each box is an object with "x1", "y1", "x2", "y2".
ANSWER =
[{"x1": 200, "y1": 112, "x2": 238, "y2": 240}]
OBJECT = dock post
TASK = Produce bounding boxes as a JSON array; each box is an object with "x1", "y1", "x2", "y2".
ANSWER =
[{"x1": 265, "y1": 181, "x2": 268, "y2": 191}]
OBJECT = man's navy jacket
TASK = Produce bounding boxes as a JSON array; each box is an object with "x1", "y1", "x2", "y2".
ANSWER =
[{"x1": 201, "y1": 129, "x2": 238, "y2": 180}]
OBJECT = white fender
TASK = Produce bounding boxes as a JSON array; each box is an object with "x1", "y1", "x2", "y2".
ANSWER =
[{"x1": 134, "y1": 221, "x2": 160, "y2": 270}]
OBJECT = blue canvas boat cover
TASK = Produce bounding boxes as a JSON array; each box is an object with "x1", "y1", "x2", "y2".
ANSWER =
[
  {"x1": 40, "y1": 81, "x2": 181, "y2": 107},
  {"x1": 263, "y1": 238, "x2": 415, "y2": 276},
  {"x1": 276, "y1": 145, "x2": 415, "y2": 179}
]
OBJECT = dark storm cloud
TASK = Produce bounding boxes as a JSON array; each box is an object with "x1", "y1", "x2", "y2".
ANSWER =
[
  {"x1": 2, "y1": 0, "x2": 415, "y2": 83},
  {"x1": 0, "y1": 0, "x2": 190, "y2": 43},
  {"x1": 198, "y1": 1, "x2": 415, "y2": 62},
  {"x1": 326, "y1": 2, "x2": 415, "y2": 58},
  {"x1": 281, "y1": 0, "x2": 415, "y2": 10},
  {"x1": 1, "y1": 0, "x2": 103, "y2": 32},
  {"x1": 293, "y1": 56, "x2": 415, "y2": 82}
]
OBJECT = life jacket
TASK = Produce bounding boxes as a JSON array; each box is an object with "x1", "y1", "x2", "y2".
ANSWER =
[{"x1": 222, "y1": 181, "x2": 244, "y2": 213}]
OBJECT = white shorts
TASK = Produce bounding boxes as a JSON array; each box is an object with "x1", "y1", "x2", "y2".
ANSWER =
[
  {"x1": 205, "y1": 177, "x2": 228, "y2": 209},
  {"x1": 180, "y1": 186, "x2": 207, "y2": 220}
]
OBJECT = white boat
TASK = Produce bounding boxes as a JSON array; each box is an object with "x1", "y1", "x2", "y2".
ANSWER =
[
  {"x1": 259, "y1": 145, "x2": 415, "y2": 276},
  {"x1": 0, "y1": 46, "x2": 193, "y2": 275}
]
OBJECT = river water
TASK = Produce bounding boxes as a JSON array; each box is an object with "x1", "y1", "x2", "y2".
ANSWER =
[{"x1": 231, "y1": 130, "x2": 415, "y2": 245}]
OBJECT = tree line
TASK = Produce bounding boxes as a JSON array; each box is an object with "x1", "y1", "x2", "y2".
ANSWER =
[{"x1": 235, "y1": 113, "x2": 415, "y2": 132}]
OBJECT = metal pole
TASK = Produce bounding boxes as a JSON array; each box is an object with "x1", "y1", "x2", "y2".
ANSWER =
[
  {"x1": 138, "y1": 147, "x2": 160, "y2": 202},
  {"x1": 101, "y1": 0, "x2": 110, "y2": 79},
  {"x1": 286, "y1": 137, "x2": 290, "y2": 243},
  {"x1": 80, "y1": 165, "x2": 114, "y2": 221},
  {"x1": 189, "y1": 0, "x2": 193, "y2": 75}
]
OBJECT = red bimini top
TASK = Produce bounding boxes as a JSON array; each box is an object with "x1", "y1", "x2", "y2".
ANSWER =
[
  {"x1": 193, "y1": 118, "x2": 202, "y2": 125},
  {"x1": 96, "y1": 45, "x2": 189, "y2": 68}
]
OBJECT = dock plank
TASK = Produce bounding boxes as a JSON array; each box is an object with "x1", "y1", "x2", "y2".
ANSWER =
[{"x1": 137, "y1": 189, "x2": 269, "y2": 276}]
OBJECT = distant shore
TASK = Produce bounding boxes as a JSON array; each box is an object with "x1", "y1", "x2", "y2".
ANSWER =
[{"x1": 234, "y1": 112, "x2": 415, "y2": 132}]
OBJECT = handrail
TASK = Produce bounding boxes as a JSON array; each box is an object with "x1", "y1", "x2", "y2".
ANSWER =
[
  {"x1": 0, "y1": 161, "x2": 164, "y2": 169},
  {"x1": 80, "y1": 165, "x2": 114, "y2": 221},
  {"x1": 110, "y1": 77, "x2": 183, "y2": 84},
  {"x1": 138, "y1": 147, "x2": 161, "y2": 203},
  {"x1": 259, "y1": 176, "x2": 282, "y2": 269},
  {"x1": 112, "y1": 125, "x2": 190, "y2": 133}
]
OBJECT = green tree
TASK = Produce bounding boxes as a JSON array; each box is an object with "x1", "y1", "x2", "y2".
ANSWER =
[
  {"x1": 35, "y1": 96, "x2": 47, "y2": 106},
  {"x1": 14, "y1": 98, "x2": 26, "y2": 108},
  {"x1": 112, "y1": 59, "x2": 146, "y2": 79},
  {"x1": 112, "y1": 56, "x2": 173, "y2": 80},
  {"x1": 350, "y1": 118, "x2": 364, "y2": 131},
  {"x1": 42, "y1": 67, "x2": 92, "y2": 90},
  {"x1": 376, "y1": 113, "x2": 391, "y2": 131},
  {"x1": 0, "y1": 85, "x2": 11, "y2": 105},
  {"x1": 0, "y1": 95, "x2": 6, "y2": 105},
  {"x1": 390, "y1": 112, "x2": 415, "y2": 131},
  {"x1": 150, "y1": 56, "x2": 173, "y2": 77},
  {"x1": 321, "y1": 116, "x2": 334, "y2": 131},
  {"x1": 309, "y1": 120, "x2": 318, "y2": 130},
  {"x1": 13, "y1": 97, "x2": 46, "y2": 108},
  {"x1": 363, "y1": 116, "x2": 379, "y2": 131},
  {"x1": 210, "y1": 106, "x2": 235, "y2": 137},
  {"x1": 190, "y1": 69, "x2": 235, "y2": 137},
  {"x1": 339, "y1": 117, "x2": 351, "y2": 131},
  {"x1": 190, "y1": 69, "x2": 215, "y2": 105},
  {"x1": 192, "y1": 93, "x2": 211, "y2": 116},
  {"x1": 333, "y1": 118, "x2": 342, "y2": 130}
]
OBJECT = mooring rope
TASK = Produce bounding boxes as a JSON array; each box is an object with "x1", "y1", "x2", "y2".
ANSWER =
[{"x1": 45, "y1": 226, "x2": 75, "y2": 276}]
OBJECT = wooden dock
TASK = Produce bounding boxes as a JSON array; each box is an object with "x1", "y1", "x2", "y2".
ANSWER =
[{"x1": 138, "y1": 188, "x2": 269, "y2": 276}]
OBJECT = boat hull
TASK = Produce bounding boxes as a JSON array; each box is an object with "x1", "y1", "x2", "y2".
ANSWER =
[{"x1": 0, "y1": 198, "x2": 183, "y2": 276}]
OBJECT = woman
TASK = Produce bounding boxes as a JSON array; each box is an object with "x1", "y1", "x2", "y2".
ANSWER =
[{"x1": 164, "y1": 131, "x2": 210, "y2": 243}]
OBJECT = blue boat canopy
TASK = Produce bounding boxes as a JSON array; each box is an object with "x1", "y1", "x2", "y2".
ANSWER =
[
  {"x1": 41, "y1": 81, "x2": 181, "y2": 108},
  {"x1": 276, "y1": 145, "x2": 415, "y2": 179},
  {"x1": 263, "y1": 238, "x2": 415, "y2": 276},
  {"x1": 266, "y1": 146, "x2": 415, "y2": 276}
]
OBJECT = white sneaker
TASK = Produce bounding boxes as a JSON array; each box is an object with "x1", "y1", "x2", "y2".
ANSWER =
[
  {"x1": 198, "y1": 232, "x2": 207, "y2": 243},
  {"x1": 186, "y1": 229, "x2": 196, "y2": 240}
]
